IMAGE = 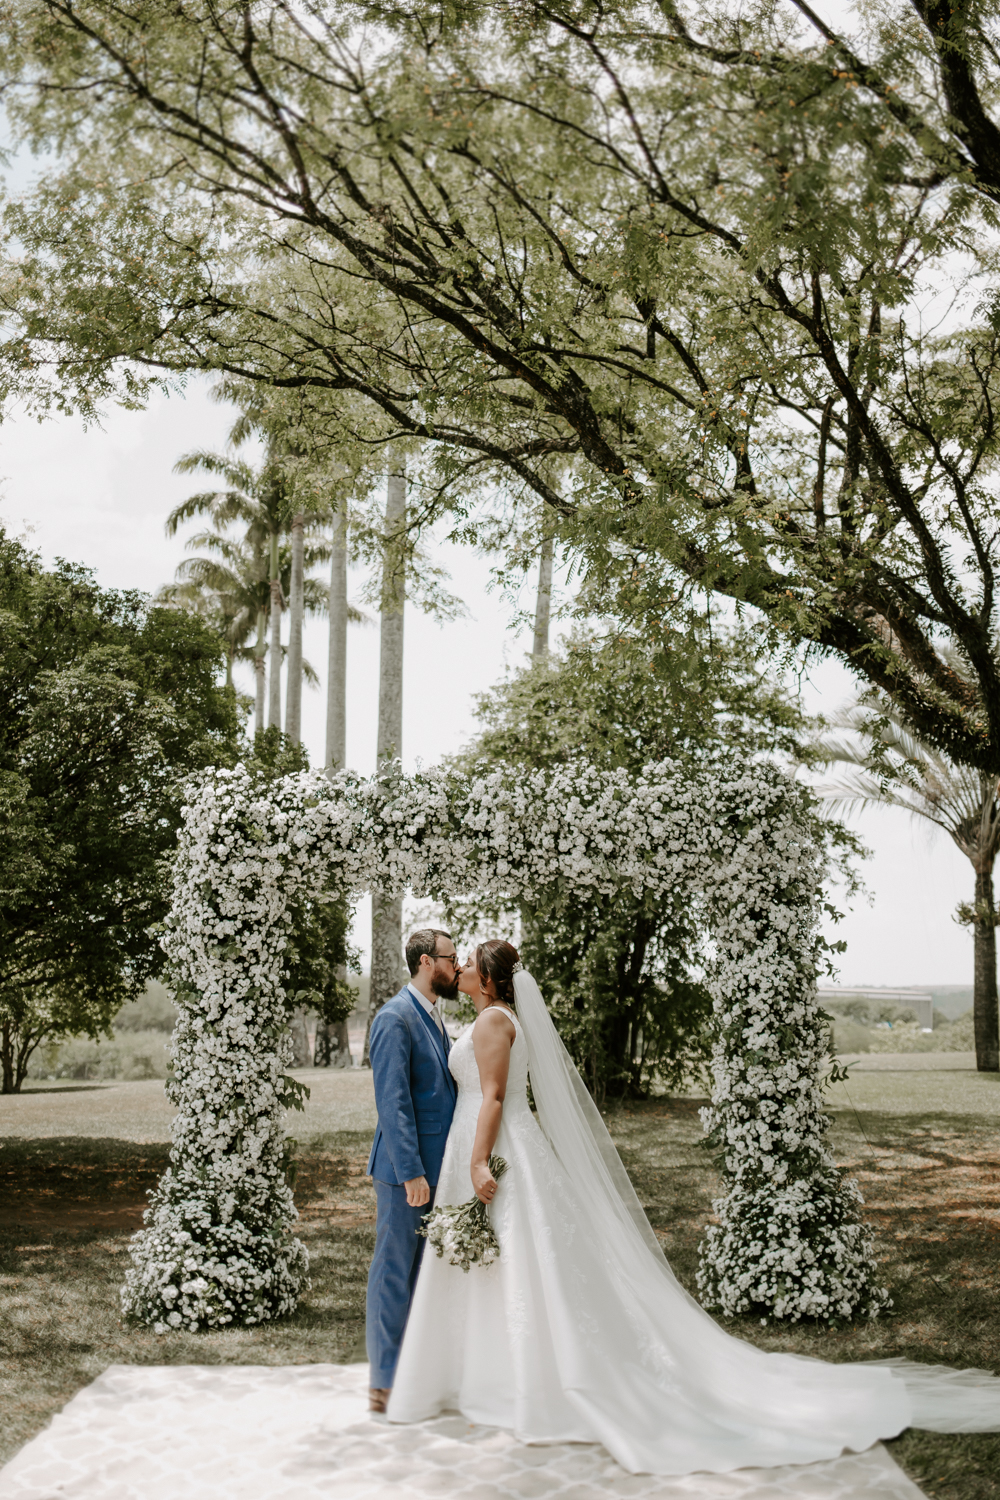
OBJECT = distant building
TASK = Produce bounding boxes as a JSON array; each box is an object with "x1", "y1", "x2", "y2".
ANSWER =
[{"x1": 817, "y1": 987, "x2": 934, "y2": 1032}]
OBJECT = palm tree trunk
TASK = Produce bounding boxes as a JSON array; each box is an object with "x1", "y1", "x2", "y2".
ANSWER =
[
  {"x1": 325, "y1": 495, "x2": 348, "y2": 770},
  {"x1": 532, "y1": 530, "x2": 554, "y2": 659},
  {"x1": 285, "y1": 511, "x2": 305, "y2": 743},
  {"x1": 973, "y1": 862, "x2": 1000, "y2": 1071},
  {"x1": 364, "y1": 466, "x2": 406, "y2": 1066},
  {"x1": 254, "y1": 607, "x2": 267, "y2": 734},
  {"x1": 268, "y1": 533, "x2": 283, "y2": 731}
]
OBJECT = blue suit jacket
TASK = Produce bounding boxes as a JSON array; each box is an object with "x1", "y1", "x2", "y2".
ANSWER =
[{"x1": 367, "y1": 985, "x2": 458, "y2": 1187}]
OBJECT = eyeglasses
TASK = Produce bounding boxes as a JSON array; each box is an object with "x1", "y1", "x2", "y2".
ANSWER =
[{"x1": 434, "y1": 953, "x2": 461, "y2": 969}]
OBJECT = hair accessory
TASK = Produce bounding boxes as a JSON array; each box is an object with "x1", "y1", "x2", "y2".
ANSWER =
[{"x1": 512, "y1": 961, "x2": 524, "y2": 973}]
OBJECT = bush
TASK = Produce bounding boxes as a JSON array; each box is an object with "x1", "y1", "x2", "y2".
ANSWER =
[
  {"x1": 831, "y1": 1010, "x2": 976, "y2": 1056},
  {"x1": 866, "y1": 1013, "x2": 975, "y2": 1054}
]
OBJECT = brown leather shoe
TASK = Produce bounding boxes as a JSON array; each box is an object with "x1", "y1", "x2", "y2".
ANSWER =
[{"x1": 369, "y1": 1387, "x2": 390, "y2": 1414}]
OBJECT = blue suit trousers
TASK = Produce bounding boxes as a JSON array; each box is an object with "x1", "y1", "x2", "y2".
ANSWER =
[{"x1": 366, "y1": 1180, "x2": 432, "y2": 1388}]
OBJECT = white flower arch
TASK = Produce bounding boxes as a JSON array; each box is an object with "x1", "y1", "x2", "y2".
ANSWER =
[{"x1": 122, "y1": 759, "x2": 888, "y2": 1333}]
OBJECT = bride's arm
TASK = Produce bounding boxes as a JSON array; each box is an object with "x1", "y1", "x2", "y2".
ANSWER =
[{"x1": 470, "y1": 1009, "x2": 516, "y2": 1204}]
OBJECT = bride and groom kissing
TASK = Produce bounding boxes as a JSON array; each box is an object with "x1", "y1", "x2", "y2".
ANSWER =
[{"x1": 363, "y1": 929, "x2": 1000, "y2": 1477}]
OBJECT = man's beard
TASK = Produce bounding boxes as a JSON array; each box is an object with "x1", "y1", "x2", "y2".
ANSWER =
[{"x1": 431, "y1": 972, "x2": 460, "y2": 1000}]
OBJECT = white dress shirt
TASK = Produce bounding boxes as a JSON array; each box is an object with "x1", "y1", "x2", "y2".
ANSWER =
[{"x1": 408, "y1": 982, "x2": 445, "y2": 1036}]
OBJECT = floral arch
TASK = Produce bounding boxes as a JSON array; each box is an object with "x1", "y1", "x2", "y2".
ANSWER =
[{"x1": 122, "y1": 760, "x2": 888, "y2": 1334}]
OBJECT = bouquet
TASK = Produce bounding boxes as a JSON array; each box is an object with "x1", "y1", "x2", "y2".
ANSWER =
[{"x1": 419, "y1": 1156, "x2": 508, "y2": 1272}]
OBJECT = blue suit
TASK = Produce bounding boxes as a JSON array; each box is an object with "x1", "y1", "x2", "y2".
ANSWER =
[{"x1": 366, "y1": 985, "x2": 457, "y2": 1388}]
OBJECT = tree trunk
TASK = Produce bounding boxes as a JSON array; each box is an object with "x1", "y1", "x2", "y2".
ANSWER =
[
  {"x1": 326, "y1": 495, "x2": 348, "y2": 770},
  {"x1": 532, "y1": 532, "x2": 554, "y2": 659},
  {"x1": 376, "y1": 469, "x2": 406, "y2": 763},
  {"x1": 973, "y1": 863, "x2": 1000, "y2": 1071},
  {"x1": 254, "y1": 607, "x2": 267, "y2": 734},
  {"x1": 0, "y1": 1016, "x2": 39, "y2": 1094},
  {"x1": 332, "y1": 1017, "x2": 351, "y2": 1067},
  {"x1": 365, "y1": 893, "x2": 405, "y2": 1065},
  {"x1": 268, "y1": 533, "x2": 283, "y2": 730},
  {"x1": 285, "y1": 511, "x2": 305, "y2": 743},
  {"x1": 314, "y1": 1015, "x2": 353, "y2": 1068},
  {"x1": 1, "y1": 1018, "x2": 15, "y2": 1094},
  {"x1": 364, "y1": 466, "x2": 407, "y2": 1066},
  {"x1": 289, "y1": 1007, "x2": 311, "y2": 1067}
]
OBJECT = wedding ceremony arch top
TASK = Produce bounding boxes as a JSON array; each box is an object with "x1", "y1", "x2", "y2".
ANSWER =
[{"x1": 122, "y1": 759, "x2": 888, "y2": 1333}]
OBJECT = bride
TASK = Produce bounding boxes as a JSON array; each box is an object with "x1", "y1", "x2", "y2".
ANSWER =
[{"x1": 387, "y1": 940, "x2": 1000, "y2": 1475}]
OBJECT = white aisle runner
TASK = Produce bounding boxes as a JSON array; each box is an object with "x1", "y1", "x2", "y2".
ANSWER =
[{"x1": 0, "y1": 1363, "x2": 927, "y2": 1500}]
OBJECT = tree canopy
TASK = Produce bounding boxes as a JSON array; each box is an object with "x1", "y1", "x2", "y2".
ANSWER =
[
  {"x1": 451, "y1": 620, "x2": 820, "y2": 1098},
  {"x1": 3, "y1": 0, "x2": 1000, "y2": 771},
  {"x1": 0, "y1": 530, "x2": 242, "y2": 1090}
]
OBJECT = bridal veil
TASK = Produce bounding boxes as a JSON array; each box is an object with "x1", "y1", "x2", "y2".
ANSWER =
[{"x1": 512, "y1": 968, "x2": 1000, "y2": 1447}]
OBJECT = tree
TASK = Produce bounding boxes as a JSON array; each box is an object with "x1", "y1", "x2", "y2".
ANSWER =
[
  {"x1": 819, "y1": 694, "x2": 1000, "y2": 1071},
  {"x1": 0, "y1": 529, "x2": 241, "y2": 1092},
  {"x1": 364, "y1": 467, "x2": 408, "y2": 1065},
  {"x1": 156, "y1": 532, "x2": 268, "y2": 704},
  {"x1": 452, "y1": 619, "x2": 817, "y2": 1099},
  {"x1": 532, "y1": 525, "x2": 555, "y2": 661},
  {"x1": 9, "y1": 2, "x2": 1000, "y2": 773},
  {"x1": 326, "y1": 492, "x2": 349, "y2": 771},
  {"x1": 167, "y1": 446, "x2": 335, "y2": 729}
]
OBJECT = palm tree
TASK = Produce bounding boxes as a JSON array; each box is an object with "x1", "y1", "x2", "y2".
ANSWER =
[
  {"x1": 156, "y1": 531, "x2": 268, "y2": 706},
  {"x1": 364, "y1": 466, "x2": 408, "y2": 1067},
  {"x1": 819, "y1": 697, "x2": 1000, "y2": 1073},
  {"x1": 532, "y1": 524, "x2": 554, "y2": 660},
  {"x1": 168, "y1": 449, "x2": 331, "y2": 735},
  {"x1": 326, "y1": 491, "x2": 349, "y2": 770},
  {"x1": 161, "y1": 520, "x2": 330, "y2": 732}
]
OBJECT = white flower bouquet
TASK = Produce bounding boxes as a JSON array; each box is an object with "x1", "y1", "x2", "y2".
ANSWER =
[{"x1": 420, "y1": 1156, "x2": 509, "y2": 1272}]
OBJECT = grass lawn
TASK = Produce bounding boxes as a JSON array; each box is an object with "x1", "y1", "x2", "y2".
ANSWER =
[{"x1": 1, "y1": 1063, "x2": 999, "y2": 1500}]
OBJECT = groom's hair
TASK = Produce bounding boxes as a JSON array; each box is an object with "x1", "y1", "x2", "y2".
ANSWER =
[{"x1": 405, "y1": 928, "x2": 453, "y2": 976}]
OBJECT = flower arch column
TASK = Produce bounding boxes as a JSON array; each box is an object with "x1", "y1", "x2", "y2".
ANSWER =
[
  {"x1": 691, "y1": 773, "x2": 889, "y2": 1323},
  {"x1": 123, "y1": 759, "x2": 887, "y2": 1332}
]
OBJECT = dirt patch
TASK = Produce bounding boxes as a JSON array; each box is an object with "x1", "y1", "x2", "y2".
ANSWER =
[
  {"x1": 0, "y1": 1139, "x2": 168, "y2": 1236},
  {"x1": 293, "y1": 1151, "x2": 376, "y2": 1229},
  {"x1": 836, "y1": 1132, "x2": 1000, "y2": 1236},
  {"x1": 2, "y1": 1196, "x2": 149, "y2": 1233}
]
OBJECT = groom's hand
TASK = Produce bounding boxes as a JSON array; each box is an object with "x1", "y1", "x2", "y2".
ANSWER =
[{"x1": 404, "y1": 1175, "x2": 430, "y2": 1207}]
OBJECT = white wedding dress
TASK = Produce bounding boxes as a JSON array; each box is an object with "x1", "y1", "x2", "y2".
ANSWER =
[{"x1": 388, "y1": 973, "x2": 1000, "y2": 1476}]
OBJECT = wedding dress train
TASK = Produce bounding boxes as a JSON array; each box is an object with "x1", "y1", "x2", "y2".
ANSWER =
[{"x1": 388, "y1": 973, "x2": 1000, "y2": 1476}]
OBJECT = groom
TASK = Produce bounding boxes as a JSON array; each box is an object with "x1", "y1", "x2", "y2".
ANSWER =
[{"x1": 365, "y1": 928, "x2": 460, "y2": 1412}]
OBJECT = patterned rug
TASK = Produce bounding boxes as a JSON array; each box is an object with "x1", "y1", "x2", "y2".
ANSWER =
[{"x1": 0, "y1": 1363, "x2": 926, "y2": 1500}]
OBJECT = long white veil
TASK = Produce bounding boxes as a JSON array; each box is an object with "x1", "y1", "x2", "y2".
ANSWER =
[
  {"x1": 513, "y1": 966, "x2": 1000, "y2": 1440},
  {"x1": 512, "y1": 967, "x2": 670, "y2": 1268}
]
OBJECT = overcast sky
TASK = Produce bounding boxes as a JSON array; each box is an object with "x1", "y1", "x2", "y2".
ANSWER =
[{"x1": 0, "y1": 381, "x2": 972, "y2": 986}]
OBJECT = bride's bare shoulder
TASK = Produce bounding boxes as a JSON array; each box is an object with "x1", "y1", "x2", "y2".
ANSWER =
[{"x1": 473, "y1": 1005, "x2": 517, "y2": 1041}]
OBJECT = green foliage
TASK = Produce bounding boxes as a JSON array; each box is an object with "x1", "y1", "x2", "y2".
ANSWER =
[
  {"x1": 6, "y1": 1, "x2": 1000, "y2": 776},
  {"x1": 454, "y1": 622, "x2": 817, "y2": 1099},
  {"x1": 0, "y1": 529, "x2": 241, "y2": 1092},
  {"x1": 243, "y1": 728, "x2": 357, "y2": 1029}
]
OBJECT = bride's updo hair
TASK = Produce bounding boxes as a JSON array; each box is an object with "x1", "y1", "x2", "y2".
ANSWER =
[{"x1": 476, "y1": 939, "x2": 520, "y2": 1010}]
